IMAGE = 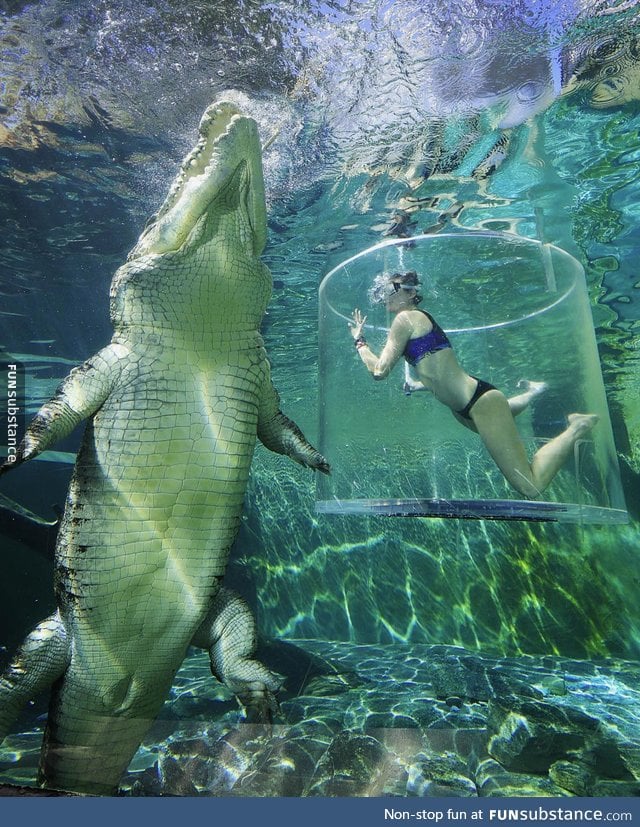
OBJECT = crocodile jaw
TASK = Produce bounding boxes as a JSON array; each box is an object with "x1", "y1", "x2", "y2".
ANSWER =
[{"x1": 129, "y1": 101, "x2": 266, "y2": 259}]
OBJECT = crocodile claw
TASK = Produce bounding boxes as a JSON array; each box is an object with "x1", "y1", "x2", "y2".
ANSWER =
[{"x1": 237, "y1": 682, "x2": 281, "y2": 725}]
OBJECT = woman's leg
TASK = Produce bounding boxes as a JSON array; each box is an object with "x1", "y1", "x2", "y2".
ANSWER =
[
  {"x1": 508, "y1": 380, "x2": 547, "y2": 416},
  {"x1": 468, "y1": 390, "x2": 598, "y2": 498}
]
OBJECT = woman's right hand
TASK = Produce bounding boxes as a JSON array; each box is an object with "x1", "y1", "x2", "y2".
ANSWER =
[{"x1": 349, "y1": 308, "x2": 367, "y2": 340}]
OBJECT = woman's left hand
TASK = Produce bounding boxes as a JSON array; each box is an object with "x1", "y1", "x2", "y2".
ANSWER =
[{"x1": 349, "y1": 308, "x2": 367, "y2": 340}]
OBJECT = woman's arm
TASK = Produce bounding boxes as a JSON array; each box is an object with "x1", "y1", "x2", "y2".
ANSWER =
[
  {"x1": 403, "y1": 362, "x2": 426, "y2": 394},
  {"x1": 350, "y1": 310, "x2": 413, "y2": 380}
]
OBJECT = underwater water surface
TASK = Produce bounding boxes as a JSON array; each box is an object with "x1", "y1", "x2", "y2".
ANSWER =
[{"x1": 1, "y1": 0, "x2": 640, "y2": 798}]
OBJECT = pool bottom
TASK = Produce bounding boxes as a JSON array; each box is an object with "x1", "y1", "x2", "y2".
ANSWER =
[
  {"x1": 316, "y1": 498, "x2": 629, "y2": 524},
  {"x1": 2, "y1": 638, "x2": 640, "y2": 796}
]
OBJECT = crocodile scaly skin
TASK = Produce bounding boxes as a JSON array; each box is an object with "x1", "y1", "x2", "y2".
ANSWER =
[{"x1": 0, "y1": 101, "x2": 329, "y2": 794}]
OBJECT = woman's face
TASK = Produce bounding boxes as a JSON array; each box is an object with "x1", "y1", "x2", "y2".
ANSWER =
[{"x1": 385, "y1": 281, "x2": 415, "y2": 310}]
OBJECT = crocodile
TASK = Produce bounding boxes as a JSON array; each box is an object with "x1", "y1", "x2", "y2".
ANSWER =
[{"x1": 0, "y1": 100, "x2": 329, "y2": 795}]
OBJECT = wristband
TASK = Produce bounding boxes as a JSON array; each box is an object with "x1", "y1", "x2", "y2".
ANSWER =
[{"x1": 354, "y1": 336, "x2": 367, "y2": 349}]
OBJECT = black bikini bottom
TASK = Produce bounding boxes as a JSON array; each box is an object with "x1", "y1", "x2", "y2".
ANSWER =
[{"x1": 457, "y1": 376, "x2": 496, "y2": 420}]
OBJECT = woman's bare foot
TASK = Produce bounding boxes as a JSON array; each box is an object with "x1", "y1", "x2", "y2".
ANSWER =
[{"x1": 567, "y1": 413, "x2": 599, "y2": 436}]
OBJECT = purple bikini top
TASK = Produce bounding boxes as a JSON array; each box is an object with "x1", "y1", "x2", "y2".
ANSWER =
[{"x1": 403, "y1": 311, "x2": 452, "y2": 366}]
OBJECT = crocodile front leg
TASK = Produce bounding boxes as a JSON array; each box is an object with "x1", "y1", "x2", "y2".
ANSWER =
[
  {"x1": 257, "y1": 367, "x2": 330, "y2": 474},
  {"x1": 192, "y1": 586, "x2": 283, "y2": 722},
  {"x1": 0, "y1": 344, "x2": 127, "y2": 474}
]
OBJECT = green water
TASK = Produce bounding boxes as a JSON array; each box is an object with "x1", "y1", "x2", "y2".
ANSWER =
[{"x1": 243, "y1": 103, "x2": 640, "y2": 659}]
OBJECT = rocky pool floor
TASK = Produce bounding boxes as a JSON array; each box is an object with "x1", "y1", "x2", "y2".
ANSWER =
[{"x1": 2, "y1": 639, "x2": 640, "y2": 797}]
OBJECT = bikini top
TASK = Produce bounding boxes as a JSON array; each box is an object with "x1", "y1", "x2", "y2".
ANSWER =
[{"x1": 403, "y1": 310, "x2": 452, "y2": 366}]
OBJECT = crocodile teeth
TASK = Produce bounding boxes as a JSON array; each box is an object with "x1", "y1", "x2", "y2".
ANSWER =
[{"x1": 155, "y1": 105, "x2": 245, "y2": 218}]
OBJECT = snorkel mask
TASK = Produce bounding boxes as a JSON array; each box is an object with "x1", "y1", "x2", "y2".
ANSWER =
[{"x1": 368, "y1": 272, "x2": 422, "y2": 305}]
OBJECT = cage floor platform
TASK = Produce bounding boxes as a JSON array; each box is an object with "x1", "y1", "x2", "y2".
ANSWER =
[{"x1": 316, "y1": 498, "x2": 629, "y2": 524}]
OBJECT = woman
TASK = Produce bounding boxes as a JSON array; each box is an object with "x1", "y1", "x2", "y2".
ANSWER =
[{"x1": 349, "y1": 270, "x2": 598, "y2": 499}]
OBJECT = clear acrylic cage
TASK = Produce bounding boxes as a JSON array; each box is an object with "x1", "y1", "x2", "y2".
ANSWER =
[{"x1": 316, "y1": 231, "x2": 628, "y2": 524}]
